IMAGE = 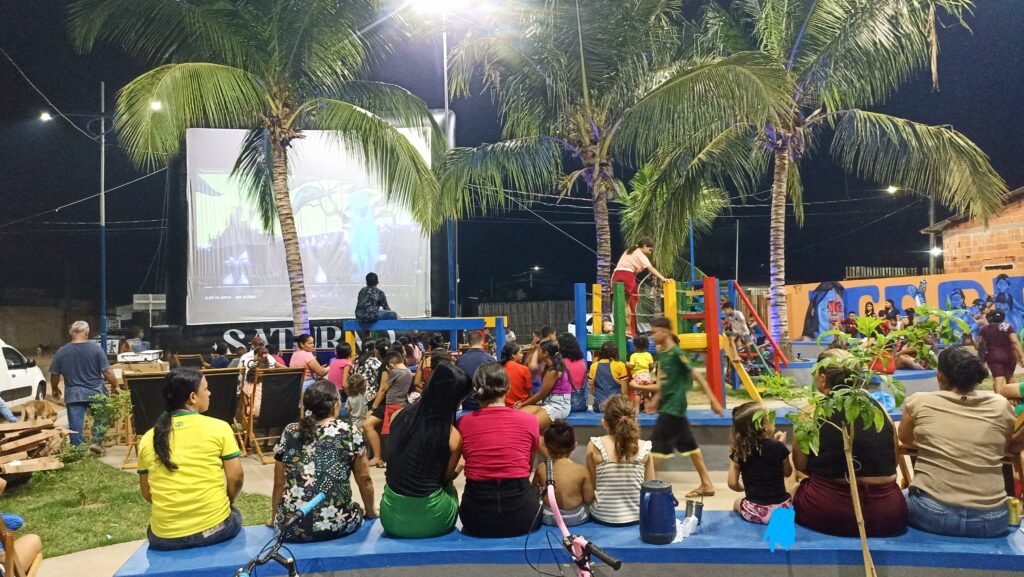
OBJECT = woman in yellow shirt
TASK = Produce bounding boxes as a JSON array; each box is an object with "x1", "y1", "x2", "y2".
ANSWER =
[{"x1": 138, "y1": 369, "x2": 244, "y2": 550}]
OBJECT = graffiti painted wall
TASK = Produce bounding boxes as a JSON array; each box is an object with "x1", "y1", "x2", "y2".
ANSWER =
[{"x1": 785, "y1": 270, "x2": 1024, "y2": 341}]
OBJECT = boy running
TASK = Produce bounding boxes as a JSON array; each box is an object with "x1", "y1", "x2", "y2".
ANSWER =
[{"x1": 648, "y1": 316, "x2": 723, "y2": 497}]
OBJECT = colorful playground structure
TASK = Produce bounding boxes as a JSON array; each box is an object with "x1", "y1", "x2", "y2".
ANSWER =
[{"x1": 573, "y1": 277, "x2": 788, "y2": 408}]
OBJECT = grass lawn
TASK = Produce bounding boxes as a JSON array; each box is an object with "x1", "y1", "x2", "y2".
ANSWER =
[{"x1": 2, "y1": 457, "x2": 270, "y2": 558}]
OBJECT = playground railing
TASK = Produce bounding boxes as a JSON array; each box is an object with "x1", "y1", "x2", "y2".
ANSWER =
[{"x1": 731, "y1": 280, "x2": 789, "y2": 371}]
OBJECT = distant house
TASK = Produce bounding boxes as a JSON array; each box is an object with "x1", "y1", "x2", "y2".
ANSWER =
[{"x1": 923, "y1": 187, "x2": 1024, "y2": 273}]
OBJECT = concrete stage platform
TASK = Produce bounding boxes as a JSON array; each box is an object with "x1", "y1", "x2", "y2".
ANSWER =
[{"x1": 115, "y1": 511, "x2": 1024, "y2": 577}]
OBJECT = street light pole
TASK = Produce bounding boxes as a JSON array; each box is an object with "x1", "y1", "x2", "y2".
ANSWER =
[
  {"x1": 442, "y1": 16, "x2": 459, "y2": 318},
  {"x1": 928, "y1": 193, "x2": 936, "y2": 275},
  {"x1": 99, "y1": 81, "x2": 108, "y2": 353}
]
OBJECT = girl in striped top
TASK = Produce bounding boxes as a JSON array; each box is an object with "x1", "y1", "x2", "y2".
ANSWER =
[{"x1": 586, "y1": 395, "x2": 655, "y2": 524}]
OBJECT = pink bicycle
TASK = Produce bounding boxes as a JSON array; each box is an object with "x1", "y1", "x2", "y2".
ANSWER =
[{"x1": 543, "y1": 459, "x2": 622, "y2": 577}]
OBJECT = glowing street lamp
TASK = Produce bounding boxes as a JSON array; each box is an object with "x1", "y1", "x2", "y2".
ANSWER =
[
  {"x1": 886, "y1": 185, "x2": 898, "y2": 195},
  {"x1": 929, "y1": 246, "x2": 943, "y2": 257},
  {"x1": 39, "y1": 111, "x2": 53, "y2": 121},
  {"x1": 150, "y1": 101, "x2": 163, "y2": 111}
]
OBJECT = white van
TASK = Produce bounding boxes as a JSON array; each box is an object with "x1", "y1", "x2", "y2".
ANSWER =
[{"x1": 0, "y1": 338, "x2": 47, "y2": 407}]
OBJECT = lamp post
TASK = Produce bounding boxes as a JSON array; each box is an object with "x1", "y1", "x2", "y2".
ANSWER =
[{"x1": 41, "y1": 82, "x2": 161, "y2": 354}]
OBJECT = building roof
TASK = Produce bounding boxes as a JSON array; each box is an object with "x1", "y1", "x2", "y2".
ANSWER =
[{"x1": 921, "y1": 186, "x2": 1024, "y2": 234}]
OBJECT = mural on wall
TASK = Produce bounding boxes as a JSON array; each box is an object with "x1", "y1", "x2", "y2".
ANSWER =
[{"x1": 785, "y1": 271, "x2": 1024, "y2": 341}]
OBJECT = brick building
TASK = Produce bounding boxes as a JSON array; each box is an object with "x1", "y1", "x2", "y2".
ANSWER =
[{"x1": 923, "y1": 187, "x2": 1024, "y2": 273}]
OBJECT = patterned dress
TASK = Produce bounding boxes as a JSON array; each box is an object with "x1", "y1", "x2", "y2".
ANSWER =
[
  {"x1": 273, "y1": 418, "x2": 365, "y2": 542},
  {"x1": 354, "y1": 356, "x2": 383, "y2": 400}
]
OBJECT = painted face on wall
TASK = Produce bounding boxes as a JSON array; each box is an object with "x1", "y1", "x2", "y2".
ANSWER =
[
  {"x1": 949, "y1": 291, "x2": 965, "y2": 309},
  {"x1": 996, "y1": 278, "x2": 1011, "y2": 294},
  {"x1": 816, "y1": 290, "x2": 842, "y2": 338}
]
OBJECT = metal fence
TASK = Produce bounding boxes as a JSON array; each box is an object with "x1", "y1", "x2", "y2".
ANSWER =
[
  {"x1": 844, "y1": 266, "x2": 931, "y2": 280},
  {"x1": 478, "y1": 300, "x2": 577, "y2": 337}
]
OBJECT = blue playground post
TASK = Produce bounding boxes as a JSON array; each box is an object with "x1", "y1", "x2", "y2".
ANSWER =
[
  {"x1": 574, "y1": 283, "x2": 588, "y2": 350},
  {"x1": 495, "y1": 317, "x2": 506, "y2": 355}
]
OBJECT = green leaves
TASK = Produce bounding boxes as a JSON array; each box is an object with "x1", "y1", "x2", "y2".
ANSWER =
[
  {"x1": 301, "y1": 98, "x2": 441, "y2": 229},
  {"x1": 231, "y1": 128, "x2": 276, "y2": 234},
  {"x1": 829, "y1": 110, "x2": 1008, "y2": 224},
  {"x1": 115, "y1": 63, "x2": 267, "y2": 168}
]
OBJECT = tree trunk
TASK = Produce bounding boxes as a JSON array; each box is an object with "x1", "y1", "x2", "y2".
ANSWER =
[
  {"x1": 593, "y1": 182, "x2": 613, "y2": 312},
  {"x1": 768, "y1": 146, "x2": 790, "y2": 345},
  {"x1": 843, "y1": 428, "x2": 878, "y2": 577},
  {"x1": 271, "y1": 140, "x2": 310, "y2": 335}
]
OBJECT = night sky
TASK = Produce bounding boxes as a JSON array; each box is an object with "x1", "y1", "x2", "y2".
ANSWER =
[{"x1": 2, "y1": 1, "x2": 1023, "y2": 309}]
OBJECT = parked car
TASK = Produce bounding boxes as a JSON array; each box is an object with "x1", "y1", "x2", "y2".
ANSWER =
[{"x1": 0, "y1": 338, "x2": 47, "y2": 406}]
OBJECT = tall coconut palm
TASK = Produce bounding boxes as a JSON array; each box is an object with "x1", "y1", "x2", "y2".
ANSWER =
[
  {"x1": 68, "y1": 0, "x2": 444, "y2": 334},
  {"x1": 436, "y1": 0, "x2": 793, "y2": 306},
  {"x1": 654, "y1": 0, "x2": 1008, "y2": 344}
]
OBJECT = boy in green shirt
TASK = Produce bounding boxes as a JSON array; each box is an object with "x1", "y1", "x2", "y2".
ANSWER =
[{"x1": 648, "y1": 316, "x2": 723, "y2": 498}]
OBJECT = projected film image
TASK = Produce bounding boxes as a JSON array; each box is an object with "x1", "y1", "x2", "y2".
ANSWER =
[{"x1": 185, "y1": 129, "x2": 431, "y2": 325}]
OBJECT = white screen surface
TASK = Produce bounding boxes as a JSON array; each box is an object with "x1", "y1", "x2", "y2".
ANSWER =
[{"x1": 185, "y1": 128, "x2": 431, "y2": 325}]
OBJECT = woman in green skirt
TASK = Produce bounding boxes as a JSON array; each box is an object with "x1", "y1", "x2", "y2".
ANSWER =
[{"x1": 380, "y1": 362, "x2": 471, "y2": 538}]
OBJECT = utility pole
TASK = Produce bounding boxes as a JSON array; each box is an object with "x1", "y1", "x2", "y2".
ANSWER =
[
  {"x1": 100, "y1": 81, "x2": 108, "y2": 353},
  {"x1": 928, "y1": 193, "x2": 937, "y2": 275}
]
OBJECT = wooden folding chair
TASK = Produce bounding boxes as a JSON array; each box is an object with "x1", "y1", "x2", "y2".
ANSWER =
[
  {"x1": 122, "y1": 373, "x2": 169, "y2": 469},
  {"x1": 201, "y1": 368, "x2": 247, "y2": 457},
  {"x1": 245, "y1": 368, "x2": 304, "y2": 465},
  {"x1": 0, "y1": 523, "x2": 41, "y2": 577},
  {"x1": 174, "y1": 354, "x2": 208, "y2": 368}
]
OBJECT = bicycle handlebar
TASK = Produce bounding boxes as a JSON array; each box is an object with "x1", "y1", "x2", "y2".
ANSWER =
[{"x1": 585, "y1": 543, "x2": 622, "y2": 571}]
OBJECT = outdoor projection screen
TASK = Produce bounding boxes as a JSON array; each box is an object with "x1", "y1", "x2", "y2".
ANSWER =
[{"x1": 185, "y1": 128, "x2": 431, "y2": 325}]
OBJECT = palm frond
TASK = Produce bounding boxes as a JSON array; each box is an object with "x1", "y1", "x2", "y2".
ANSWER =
[
  {"x1": 435, "y1": 138, "x2": 565, "y2": 220},
  {"x1": 116, "y1": 63, "x2": 268, "y2": 168},
  {"x1": 300, "y1": 97, "x2": 442, "y2": 229},
  {"x1": 617, "y1": 52, "x2": 792, "y2": 163},
  {"x1": 793, "y1": 0, "x2": 929, "y2": 111},
  {"x1": 317, "y1": 81, "x2": 447, "y2": 167},
  {"x1": 68, "y1": 0, "x2": 255, "y2": 68},
  {"x1": 829, "y1": 109, "x2": 1007, "y2": 223},
  {"x1": 231, "y1": 128, "x2": 276, "y2": 234},
  {"x1": 622, "y1": 164, "x2": 730, "y2": 277}
]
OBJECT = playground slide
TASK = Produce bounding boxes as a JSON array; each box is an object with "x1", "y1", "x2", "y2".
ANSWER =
[{"x1": 723, "y1": 339, "x2": 764, "y2": 402}]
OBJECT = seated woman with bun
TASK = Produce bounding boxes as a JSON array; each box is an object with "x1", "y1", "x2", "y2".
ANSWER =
[
  {"x1": 792, "y1": 349, "x2": 907, "y2": 537},
  {"x1": 899, "y1": 346, "x2": 1024, "y2": 537},
  {"x1": 457, "y1": 363, "x2": 542, "y2": 537},
  {"x1": 380, "y1": 363, "x2": 471, "y2": 538}
]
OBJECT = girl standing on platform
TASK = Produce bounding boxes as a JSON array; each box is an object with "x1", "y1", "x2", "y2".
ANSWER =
[
  {"x1": 518, "y1": 340, "x2": 571, "y2": 430},
  {"x1": 586, "y1": 395, "x2": 654, "y2": 524},
  {"x1": 611, "y1": 237, "x2": 670, "y2": 337},
  {"x1": 728, "y1": 402, "x2": 793, "y2": 524}
]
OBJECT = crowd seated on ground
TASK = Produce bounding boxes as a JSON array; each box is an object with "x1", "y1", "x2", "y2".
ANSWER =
[{"x1": 131, "y1": 328, "x2": 1023, "y2": 555}]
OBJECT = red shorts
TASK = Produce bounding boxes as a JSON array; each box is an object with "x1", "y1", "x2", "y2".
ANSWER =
[{"x1": 382, "y1": 403, "x2": 405, "y2": 435}]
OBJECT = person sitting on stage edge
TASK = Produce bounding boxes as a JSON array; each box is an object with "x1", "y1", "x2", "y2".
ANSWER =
[
  {"x1": 137, "y1": 368, "x2": 244, "y2": 551},
  {"x1": 792, "y1": 349, "x2": 907, "y2": 537},
  {"x1": 380, "y1": 363, "x2": 471, "y2": 538},
  {"x1": 355, "y1": 272, "x2": 397, "y2": 323},
  {"x1": 457, "y1": 363, "x2": 542, "y2": 537},
  {"x1": 899, "y1": 346, "x2": 1023, "y2": 537},
  {"x1": 271, "y1": 381, "x2": 376, "y2": 542}
]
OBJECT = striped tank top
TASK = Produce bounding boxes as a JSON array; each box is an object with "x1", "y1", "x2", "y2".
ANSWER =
[{"x1": 588, "y1": 436, "x2": 651, "y2": 524}]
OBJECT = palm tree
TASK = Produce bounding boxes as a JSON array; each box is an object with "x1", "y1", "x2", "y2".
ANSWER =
[
  {"x1": 68, "y1": 0, "x2": 444, "y2": 334},
  {"x1": 665, "y1": 0, "x2": 1008, "y2": 344},
  {"x1": 436, "y1": 0, "x2": 792, "y2": 305}
]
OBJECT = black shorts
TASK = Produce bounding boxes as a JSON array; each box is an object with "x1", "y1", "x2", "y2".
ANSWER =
[
  {"x1": 371, "y1": 403, "x2": 386, "y2": 420},
  {"x1": 651, "y1": 413, "x2": 699, "y2": 456}
]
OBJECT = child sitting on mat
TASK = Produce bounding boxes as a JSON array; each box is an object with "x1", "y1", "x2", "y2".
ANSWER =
[
  {"x1": 628, "y1": 335, "x2": 655, "y2": 413},
  {"x1": 587, "y1": 395, "x2": 654, "y2": 524},
  {"x1": 533, "y1": 420, "x2": 594, "y2": 526},
  {"x1": 728, "y1": 401, "x2": 793, "y2": 524}
]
